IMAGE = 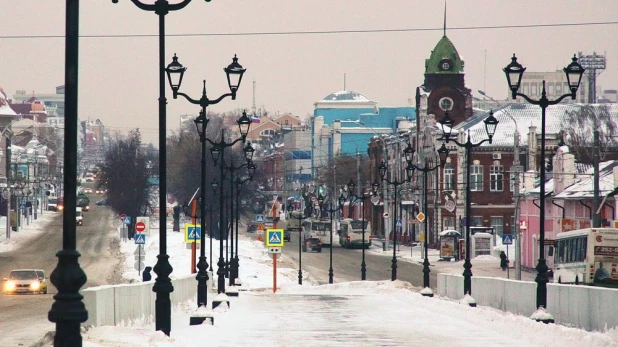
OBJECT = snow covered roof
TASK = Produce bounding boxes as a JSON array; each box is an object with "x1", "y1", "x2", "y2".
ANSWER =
[
  {"x1": 0, "y1": 87, "x2": 17, "y2": 116},
  {"x1": 554, "y1": 160, "x2": 618, "y2": 200},
  {"x1": 319, "y1": 90, "x2": 374, "y2": 103},
  {"x1": 458, "y1": 103, "x2": 618, "y2": 147}
]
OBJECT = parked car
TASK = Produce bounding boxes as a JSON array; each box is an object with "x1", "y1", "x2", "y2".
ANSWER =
[
  {"x1": 284, "y1": 229, "x2": 291, "y2": 242},
  {"x1": 2, "y1": 269, "x2": 48, "y2": 294},
  {"x1": 83, "y1": 187, "x2": 93, "y2": 194},
  {"x1": 76, "y1": 207, "x2": 83, "y2": 226},
  {"x1": 302, "y1": 238, "x2": 322, "y2": 253},
  {"x1": 246, "y1": 221, "x2": 259, "y2": 233}
]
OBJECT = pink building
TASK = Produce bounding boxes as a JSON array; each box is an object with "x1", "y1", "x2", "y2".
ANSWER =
[{"x1": 519, "y1": 146, "x2": 618, "y2": 270}]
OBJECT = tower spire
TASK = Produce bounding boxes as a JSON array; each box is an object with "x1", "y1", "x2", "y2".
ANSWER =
[{"x1": 443, "y1": 1, "x2": 447, "y2": 37}]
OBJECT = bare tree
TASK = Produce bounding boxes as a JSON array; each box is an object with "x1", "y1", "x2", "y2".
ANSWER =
[
  {"x1": 562, "y1": 104, "x2": 618, "y2": 163},
  {"x1": 99, "y1": 129, "x2": 151, "y2": 223}
]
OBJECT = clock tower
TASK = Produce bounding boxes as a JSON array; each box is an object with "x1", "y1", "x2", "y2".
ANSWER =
[{"x1": 422, "y1": 35, "x2": 472, "y2": 125}]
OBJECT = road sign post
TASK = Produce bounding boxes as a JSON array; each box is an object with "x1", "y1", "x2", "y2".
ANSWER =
[
  {"x1": 502, "y1": 234, "x2": 514, "y2": 279},
  {"x1": 136, "y1": 216, "x2": 150, "y2": 236},
  {"x1": 266, "y1": 228, "x2": 284, "y2": 293}
]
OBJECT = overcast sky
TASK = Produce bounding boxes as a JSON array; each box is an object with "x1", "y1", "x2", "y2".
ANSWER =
[{"x1": 2, "y1": 1, "x2": 618, "y2": 144}]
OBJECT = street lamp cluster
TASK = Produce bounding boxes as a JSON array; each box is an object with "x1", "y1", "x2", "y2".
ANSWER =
[
  {"x1": 503, "y1": 54, "x2": 584, "y2": 314},
  {"x1": 165, "y1": 53, "x2": 255, "y2": 300},
  {"x1": 403, "y1": 143, "x2": 449, "y2": 295}
]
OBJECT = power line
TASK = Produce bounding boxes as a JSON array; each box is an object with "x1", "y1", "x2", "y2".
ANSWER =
[{"x1": 2, "y1": 20, "x2": 617, "y2": 40}]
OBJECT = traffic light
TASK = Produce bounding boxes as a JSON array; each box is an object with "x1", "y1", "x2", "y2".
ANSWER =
[{"x1": 318, "y1": 185, "x2": 325, "y2": 196}]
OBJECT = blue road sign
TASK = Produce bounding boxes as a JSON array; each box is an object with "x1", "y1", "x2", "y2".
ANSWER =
[
  {"x1": 135, "y1": 233, "x2": 146, "y2": 245},
  {"x1": 502, "y1": 234, "x2": 514, "y2": 245},
  {"x1": 123, "y1": 216, "x2": 132, "y2": 225},
  {"x1": 396, "y1": 219, "x2": 402, "y2": 228},
  {"x1": 184, "y1": 225, "x2": 202, "y2": 243},
  {"x1": 256, "y1": 214, "x2": 265, "y2": 222},
  {"x1": 266, "y1": 229, "x2": 284, "y2": 247}
]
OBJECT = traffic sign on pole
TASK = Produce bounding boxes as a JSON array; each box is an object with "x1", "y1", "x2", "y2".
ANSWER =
[
  {"x1": 134, "y1": 234, "x2": 146, "y2": 245},
  {"x1": 136, "y1": 216, "x2": 150, "y2": 236},
  {"x1": 502, "y1": 234, "x2": 514, "y2": 245},
  {"x1": 135, "y1": 221, "x2": 146, "y2": 233},
  {"x1": 120, "y1": 214, "x2": 127, "y2": 221},
  {"x1": 184, "y1": 224, "x2": 202, "y2": 243}
]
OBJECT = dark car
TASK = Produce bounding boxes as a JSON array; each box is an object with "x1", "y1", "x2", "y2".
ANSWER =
[
  {"x1": 247, "y1": 221, "x2": 259, "y2": 233},
  {"x1": 302, "y1": 238, "x2": 322, "y2": 253},
  {"x1": 95, "y1": 198, "x2": 108, "y2": 206},
  {"x1": 284, "y1": 229, "x2": 291, "y2": 242}
]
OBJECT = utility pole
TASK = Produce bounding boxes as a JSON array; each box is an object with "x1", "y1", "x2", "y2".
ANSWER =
[
  {"x1": 593, "y1": 130, "x2": 600, "y2": 228},
  {"x1": 513, "y1": 130, "x2": 522, "y2": 280}
]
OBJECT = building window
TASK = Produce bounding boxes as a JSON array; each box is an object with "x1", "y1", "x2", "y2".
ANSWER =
[
  {"x1": 556, "y1": 83, "x2": 562, "y2": 94},
  {"x1": 443, "y1": 217, "x2": 455, "y2": 230},
  {"x1": 547, "y1": 82, "x2": 554, "y2": 95},
  {"x1": 472, "y1": 216, "x2": 483, "y2": 226},
  {"x1": 531, "y1": 82, "x2": 538, "y2": 96},
  {"x1": 491, "y1": 216, "x2": 504, "y2": 237},
  {"x1": 470, "y1": 165, "x2": 483, "y2": 191},
  {"x1": 444, "y1": 164, "x2": 454, "y2": 191},
  {"x1": 490, "y1": 165, "x2": 504, "y2": 192},
  {"x1": 522, "y1": 83, "x2": 529, "y2": 95}
]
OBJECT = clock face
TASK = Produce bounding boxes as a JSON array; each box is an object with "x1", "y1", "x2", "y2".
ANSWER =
[
  {"x1": 439, "y1": 97, "x2": 454, "y2": 111},
  {"x1": 439, "y1": 58, "x2": 453, "y2": 71}
]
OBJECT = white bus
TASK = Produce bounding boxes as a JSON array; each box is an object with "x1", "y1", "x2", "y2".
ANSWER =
[
  {"x1": 339, "y1": 218, "x2": 372, "y2": 249},
  {"x1": 302, "y1": 218, "x2": 333, "y2": 246},
  {"x1": 554, "y1": 228, "x2": 618, "y2": 286}
]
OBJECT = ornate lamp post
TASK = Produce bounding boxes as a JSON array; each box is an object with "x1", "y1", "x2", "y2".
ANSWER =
[
  {"x1": 317, "y1": 187, "x2": 346, "y2": 284},
  {"x1": 229, "y1": 156, "x2": 256, "y2": 285},
  {"x1": 503, "y1": 54, "x2": 584, "y2": 313},
  {"x1": 292, "y1": 181, "x2": 316, "y2": 285},
  {"x1": 111, "y1": 0, "x2": 205, "y2": 336},
  {"x1": 208, "y1": 113, "x2": 253, "y2": 294},
  {"x1": 439, "y1": 111, "x2": 498, "y2": 300},
  {"x1": 344, "y1": 179, "x2": 380, "y2": 280},
  {"x1": 208, "y1": 179, "x2": 218, "y2": 279},
  {"x1": 403, "y1": 143, "x2": 449, "y2": 295},
  {"x1": 378, "y1": 147, "x2": 415, "y2": 281},
  {"x1": 165, "y1": 53, "x2": 245, "y2": 308}
]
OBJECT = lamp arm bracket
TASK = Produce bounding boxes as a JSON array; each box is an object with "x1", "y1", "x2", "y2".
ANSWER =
[
  {"x1": 175, "y1": 91, "x2": 201, "y2": 105},
  {"x1": 209, "y1": 92, "x2": 234, "y2": 105}
]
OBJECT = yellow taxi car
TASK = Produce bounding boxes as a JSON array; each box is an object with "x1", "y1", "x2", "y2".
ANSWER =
[{"x1": 2, "y1": 269, "x2": 48, "y2": 294}]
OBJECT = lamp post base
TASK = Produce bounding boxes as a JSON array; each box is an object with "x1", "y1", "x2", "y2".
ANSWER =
[{"x1": 420, "y1": 287, "x2": 434, "y2": 297}]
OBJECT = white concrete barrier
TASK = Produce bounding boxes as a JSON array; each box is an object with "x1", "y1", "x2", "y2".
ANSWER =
[
  {"x1": 437, "y1": 273, "x2": 618, "y2": 331},
  {"x1": 82, "y1": 274, "x2": 205, "y2": 327}
]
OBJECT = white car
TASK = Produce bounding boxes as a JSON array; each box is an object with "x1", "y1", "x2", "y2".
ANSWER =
[{"x1": 76, "y1": 207, "x2": 84, "y2": 226}]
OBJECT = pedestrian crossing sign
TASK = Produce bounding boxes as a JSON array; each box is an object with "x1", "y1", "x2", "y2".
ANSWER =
[
  {"x1": 256, "y1": 214, "x2": 265, "y2": 222},
  {"x1": 266, "y1": 229, "x2": 284, "y2": 247},
  {"x1": 135, "y1": 233, "x2": 146, "y2": 245},
  {"x1": 184, "y1": 224, "x2": 202, "y2": 243}
]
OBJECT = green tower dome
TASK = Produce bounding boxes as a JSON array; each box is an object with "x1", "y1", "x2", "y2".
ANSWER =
[{"x1": 424, "y1": 35, "x2": 464, "y2": 74}]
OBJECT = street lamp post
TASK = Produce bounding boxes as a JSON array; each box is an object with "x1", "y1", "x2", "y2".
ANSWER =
[
  {"x1": 439, "y1": 111, "x2": 499, "y2": 300},
  {"x1": 165, "y1": 53, "x2": 246, "y2": 308},
  {"x1": 48, "y1": 2, "x2": 88, "y2": 344},
  {"x1": 404, "y1": 143, "x2": 449, "y2": 295},
  {"x1": 344, "y1": 179, "x2": 380, "y2": 280},
  {"x1": 209, "y1": 179, "x2": 218, "y2": 281},
  {"x1": 111, "y1": 0, "x2": 200, "y2": 336},
  {"x1": 503, "y1": 54, "x2": 584, "y2": 312},
  {"x1": 232, "y1": 159, "x2": 256, "y2": 285},
  {"x1": 317, "y1": 188, "x2": 345, "y2": 284},
  {"x1": 209, "y1": 116, "x2": 253, "y2": 294},
  {"x1": 378, "y1": 147, "x2": 415, "y2": 281},
  {"x1": 228, "y1": 156, "x2": 256, "y2": 286},
  {"x1": 292, "y1": 181, "x2": 316, "y2": 285}
]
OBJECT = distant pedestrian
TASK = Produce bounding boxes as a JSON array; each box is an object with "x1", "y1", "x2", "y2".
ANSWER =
[
  {"x1": 500, "y1": 251, "x2": 508, "y2": 271},
  {"x1": 142, "y1": 266, "x2": 152, "y2": 282}
]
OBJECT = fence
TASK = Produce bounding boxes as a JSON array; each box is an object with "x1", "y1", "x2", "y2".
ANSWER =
[
  {"x1": 437, "y1": 273, "x2": 618, "y2": 331},
  {"x1": 82, "y1": 274, "x2": 204, "y2": 327}
]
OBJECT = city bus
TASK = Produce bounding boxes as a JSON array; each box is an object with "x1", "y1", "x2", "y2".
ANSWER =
[
  {"x1": 553, "y1": 228, "x2": 618, "y2": 286},
  {"x1": 302, "y1": 218, "x2": 333, "y2": 246},
  {"x1": 339, "y1": 218, "x2": 372, "y2": 249}
]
